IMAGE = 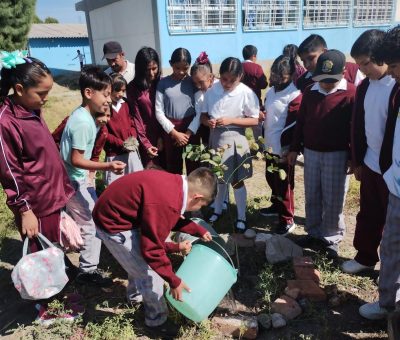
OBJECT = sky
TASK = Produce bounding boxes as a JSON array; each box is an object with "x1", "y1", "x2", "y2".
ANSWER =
[{"x1": 36, "y1": 0, "x2": 85, "y2": 24}]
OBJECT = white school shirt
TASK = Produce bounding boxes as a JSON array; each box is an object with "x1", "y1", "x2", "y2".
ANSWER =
[
  {"x1": 263, "y1": 82, "x2": 301, "y2": 156},
  {"x1": 202, "y1": 82, "x2": 259, "y2": 124},
  {"x1": 364, "y1": 75, "x2": 396, "y2": 174},
  {"x1": 310, "y1": 78, "x2": 347, "y2": 96},
  {"x1": 383, "y1": 111, "x2": 400, "y2": 198}
]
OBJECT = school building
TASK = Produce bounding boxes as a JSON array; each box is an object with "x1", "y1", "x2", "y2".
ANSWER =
[
  {"x1": 28, "y1": 24, "x2": 92, "y2": 75},
  {"x1": 75, "y1": 0, "x2": 400, "y2": 69}
]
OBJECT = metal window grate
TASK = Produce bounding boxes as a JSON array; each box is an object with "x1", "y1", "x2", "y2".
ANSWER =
[
  {"x1": 167, "y1": 0, "x2": 237, "y2": 34},
  {"x1": 243, "y1": 0, "x2": 300, "y2": 31},
  {"x1": 303, "y1": 0, "x2": 351, "y2": 28},
  {"x1": 353, "y1": 0, "x2": 394, "y2": 26}
]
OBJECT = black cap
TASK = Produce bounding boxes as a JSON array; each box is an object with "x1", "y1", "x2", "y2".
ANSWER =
[
  {"x1": 312, "y1": 49, "x2": 345, "y2": 83},
  {"x1": 102, "y1": 41, "x2": 122, "y2": 60}
]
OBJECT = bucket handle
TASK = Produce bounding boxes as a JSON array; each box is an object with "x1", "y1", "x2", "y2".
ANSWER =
[{"x1": 190, "y1": 236, "x2": 237, "y2": 271}]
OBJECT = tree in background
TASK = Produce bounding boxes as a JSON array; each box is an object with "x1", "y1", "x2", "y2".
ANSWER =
[
  {"x1": 44, "y1": 16, "x2": 59, "y2": 23},
  {"x1": 33, "y1": 14, "x2": 43, "y2": 23},
  {"x1": 0, "y1": 0, "x2": 36, "y2": 51}
]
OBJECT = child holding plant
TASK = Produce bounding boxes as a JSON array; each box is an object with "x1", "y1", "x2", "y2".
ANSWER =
[
  {"x1": 260, "y1": 54, "x2": 302, "y2": 235},
  {"x1": 201, "y1": 57, "x2": 259, "y2": 232}
]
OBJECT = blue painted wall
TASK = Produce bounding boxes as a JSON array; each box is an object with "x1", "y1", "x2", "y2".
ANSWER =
[
  {"x1": 156, "y1": 0, "x2": 398, "y2": 69},
  {"x1": 28, "y1": 38, "x2": 92, "y2": 75}
]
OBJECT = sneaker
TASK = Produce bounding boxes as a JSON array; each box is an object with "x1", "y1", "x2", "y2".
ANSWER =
[
  {"x1": 276, "y1": 222, "x2": 296, "y2": 236},
  {"x1": 208, "y1": 212, "x2": 222, "y2": 224},
  {"x1": 235, "y1": 219, "x2": 247, "y2": 233},
  {"x1": 35, "y1": 303, "x2": 82, "y2": 326},
  {"x1": 127, "y1": 292, "x2": 143, "y2": 306},
  {"x1": 295, "y1": 235, "x2": 322, "y2": 249},
  {"x1": 359, "y1": 302, "x2": 388, "y2": 320},
  {"x1": 325, "y1": 243, "x2": 339, "y2": 259},
  {"x1": 259, "y1": 206, "x2": 279, "y2": 217},
  {"x1": 341, "y1": 259, "x2": 374, "y2": 274},
  {"x1": 75, "y1": 269, "x2": 113, "y2": 287},
  {"x1": 146, "y1": 319, "x2": 180, "y2": 338}
]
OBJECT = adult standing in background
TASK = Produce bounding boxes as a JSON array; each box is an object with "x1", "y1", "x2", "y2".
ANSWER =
[{"x1": 103, "y1": 41, "x2": 135, "y2": 84}]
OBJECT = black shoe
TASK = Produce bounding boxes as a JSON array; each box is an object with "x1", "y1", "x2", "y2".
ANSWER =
[
  {"x1": 259, "y1": 206, "x2": 278, "y2": 217},
  {"x1": 275, "y1": 222, "x2": 296, "y2": 236},
  {"x1": 75, "y1": 269, "x2": 113, "y2": 287},
  {"x1": 208, "y1": 212, "x2": 222, "y2": 224},
  {"x1": 235, "y1": 219, "x2": 247, "y2": 233},
  {"x1": 325, "y1": 244, "x2": 339, "y2": 259},
  {"x1": 146, "y1": 319, "x2": 180, "y2": 339},
  {"x1": 295, "y1": 235, "x2": 326, "y2": 249}
]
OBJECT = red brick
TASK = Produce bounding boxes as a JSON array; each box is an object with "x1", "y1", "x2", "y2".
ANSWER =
[
  {"x1": 212, "y1": 316, "x2": 258, "y2": 339},
  {"x1": 271, "y1": 295, "x2": 302, "y2": 320},
  {"x1": 293, "y1": 256, "x2": 314, "y2": 268},
  {"x1": 287, "y1": 280, "x2": 327, "y2": 302},
  {"x1": 294, "y1": 266, "x2": 321, "y2": 284},
  {"x1": 284, "y1": 287, "x2": 300, "y2": 300}
]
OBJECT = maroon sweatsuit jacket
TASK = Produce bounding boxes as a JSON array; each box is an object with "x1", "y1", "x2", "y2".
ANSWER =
[
  {"x1": 92, "y1": 170, "x2": 208, "y2": 288},
  {"x1": 242, "y1": 61, "x2": 268, "y2": 106},
  {"x1": 105, "y1": 100, "x2": 138, "y2": 157},
  {"x1": 380, "y1": 83, "x2": 400, "y2": 174},
  {"x1": 290, "y1": 82, "x2": 356, "y2": 153},
  {"x1": 296, "y1": 62, "x2": 360, "y2": 93},
  {"x1": 0, "y1": 97, "x2": 74, "y2": 217}
]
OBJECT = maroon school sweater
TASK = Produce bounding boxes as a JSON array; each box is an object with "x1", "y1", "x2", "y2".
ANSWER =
[
  {"x1": 92, "y1": 170, "x2": 208, "y2": 288},
  {"x1": 290, "y1": 81, "x2": 356, "y2": 153},
  {"x1": 380, "y1": 83, "x2": 400, "y2": 174},
  {"x1": 242, "y1": 61, "x2": 268, "y2": 106},
  {"x1": 296, "y1": 62, "x2": 360, "y2": 93},
  {"x1": 104, "y1": 100, "x2": 138, "y2": 157}
]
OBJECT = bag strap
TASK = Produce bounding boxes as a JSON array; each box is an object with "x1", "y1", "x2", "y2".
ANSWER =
[{"x1": 21, "y1": 232, "x2": 55, "y2": 256}]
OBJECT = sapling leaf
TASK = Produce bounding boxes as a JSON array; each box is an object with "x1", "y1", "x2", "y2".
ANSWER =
[{"x1": 279, "y1": 169, "x2": 287, "y2": 180}]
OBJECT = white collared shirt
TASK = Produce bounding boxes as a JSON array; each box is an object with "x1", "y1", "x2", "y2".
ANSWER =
[
  {"x1": 111, "y1": 98, "x2": 124, "y2": 113},
  {"x1": 364, "y1": 75, "x2": 396, "y2": 174},
  {"x1": 311, "y1": 78, "x2": 347, "y2": 96},
  {"x1": 181, "y1": 175, "x2": 188, "y2": 214},
  {"x1": 202, "y1": 82, "x2": 259, "y2": 121}
]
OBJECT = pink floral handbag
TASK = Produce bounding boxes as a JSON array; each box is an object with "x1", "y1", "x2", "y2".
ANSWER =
[{"x1": 11, "y1": 233, "x2": 69, "y2": 300}]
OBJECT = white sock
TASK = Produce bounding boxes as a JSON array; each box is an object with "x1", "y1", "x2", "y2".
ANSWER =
[
  {"x1": 210, "y1": 183, "x2": 228, "y2": 221},
  {"x1": 234, "y1": 185, "x2": 247, "y2": 223}
]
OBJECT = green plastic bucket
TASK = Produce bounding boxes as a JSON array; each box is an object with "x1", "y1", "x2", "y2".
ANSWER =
[{"x1": 165, "y1": 240, "x2": 237, "y2": 322}]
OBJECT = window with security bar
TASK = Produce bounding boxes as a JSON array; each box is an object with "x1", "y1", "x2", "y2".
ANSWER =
[
  {"x1": 167, "y1": 0, "x2": 237, "y2": 34},
  {"x1": 303, "y1": 0, "x2": 351, "y2": 28},
  {"x1": 353, "y1": 0, "x2": 394, "y2": 26},
  {"x1": 243, "y1": 0, "x2": 300, "y2": 31}
]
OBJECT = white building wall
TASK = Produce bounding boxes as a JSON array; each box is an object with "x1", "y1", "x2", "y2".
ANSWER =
[{"x1": 89, "y1": 0, "x2": 157, "y2": 64}]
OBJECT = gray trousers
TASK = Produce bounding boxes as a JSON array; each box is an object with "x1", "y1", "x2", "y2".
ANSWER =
[
  {"x1": 96, "y1": 228, "x2": 168, "y2": 327},
  {"x1": 304, "y1": 148, "x2": 349, "y2": 245},
  {"x1": 379, "y1": 193, "x2": 400, "y2": 309},
  {"x1": 66, "y1": 178, "x2": 101, "y2": 272},
  {"x1": 105, "y1": 151, "x2": 143, "y2": 185}
]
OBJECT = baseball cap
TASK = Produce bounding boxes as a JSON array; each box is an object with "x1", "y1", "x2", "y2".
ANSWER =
[
  {"x1": 312, "y1": 49, "x2": 345, "y2": 83},
  {"x1": 102, "y1": 41, "x2": 122, "y2": 60}
]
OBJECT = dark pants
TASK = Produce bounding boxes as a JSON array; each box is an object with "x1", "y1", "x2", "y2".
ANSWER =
[
  {"x1": 354, "y1": 165, "x2": 389, "y2": 266},
  {"x1": 265, "y1": 155, "x2": 295, "y2": 225},
  {"x1": 16, "y1": 210, "x2": 61, "y2": 253},
  {"x1": 162, "y1": 116, "x2": 200, "y2": 174}
]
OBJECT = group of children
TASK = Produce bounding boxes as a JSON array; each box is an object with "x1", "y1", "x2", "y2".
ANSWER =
[{"x1": 1, "y1": 26, "x2": 400, "y2": 336}]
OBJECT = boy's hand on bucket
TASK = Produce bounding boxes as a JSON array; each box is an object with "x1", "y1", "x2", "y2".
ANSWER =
[
  {"x1": 179, "y1": 240, "x2": 192, "y2": 255},
  {"x1": 201, "y1": 231, "x2": 212, "y2": 242},
  {"x1": 171, "y1": 280, "x2": 191, "y2": 301}
]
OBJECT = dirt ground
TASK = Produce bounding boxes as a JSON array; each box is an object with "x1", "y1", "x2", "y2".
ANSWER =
[{"x1": 0, "y1": 82, "x2": 390, "y2": 339}]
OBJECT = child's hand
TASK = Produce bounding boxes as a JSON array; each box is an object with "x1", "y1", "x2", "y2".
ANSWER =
[
  {"x1": 157, "y1": 137, "x2": 164, "y2": 152},
  {"x1": 170, "y1": 280, "x2": 191, "y2": 301},
  {"x1": 216, "y1": 117, "x2": 232, "y2": 127},
  {"x1": 259, "y1": 111, "x2": 265, "y2": 122},
  {"x1": 109, "y1": 160, "x2": 126, "y2": 174},
  {"x1": 179, "y1": 240, "x2": 192, "y2": 255},
  {"x1": 207, "y1": 118, "x2": 217, "y2": 129},
  {"x1": 201, "y1": 231, "x2": 212, "y2": 242},
  {"x1": 353, "y1": 166, "x2": 362, "y2": 181},
  {"x1": 21, "y1": 209, "x2": 39, "y2": 239},
  {"x1": 171, "y1": 130, "x2": 189, "y2": 146},
  {"x1": 287, "y1": 152, "x2": 298, "y2": 166},
  {"x1": 147, "y1": 146, "x2": 158, "y2": 158}
]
